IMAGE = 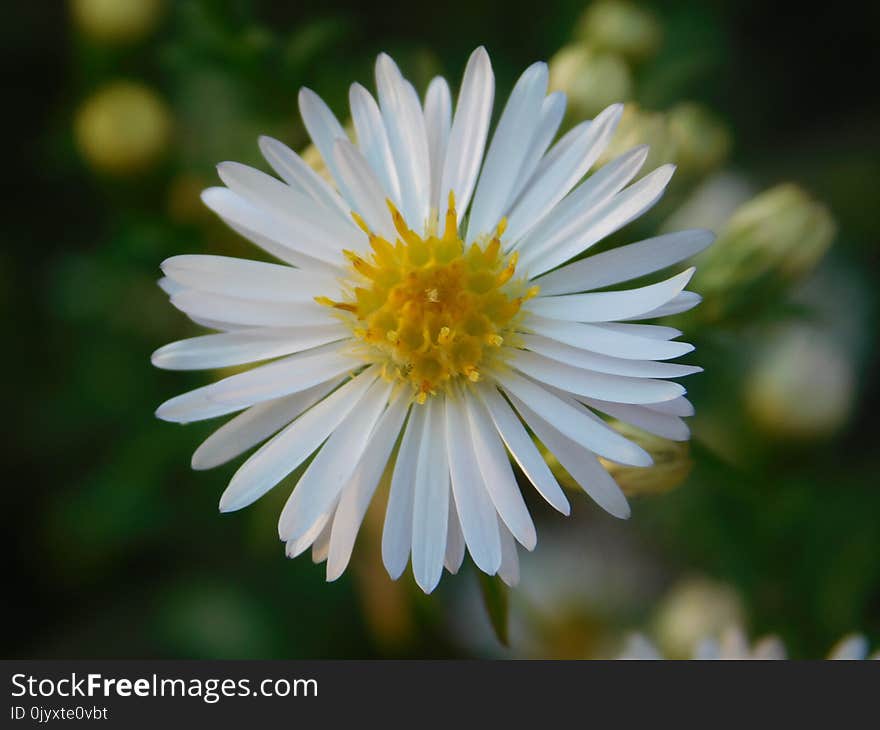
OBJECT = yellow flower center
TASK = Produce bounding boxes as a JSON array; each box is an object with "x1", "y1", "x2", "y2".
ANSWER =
[{"x1": 318, "y1": 193, "x2": 538, "y2": 402}]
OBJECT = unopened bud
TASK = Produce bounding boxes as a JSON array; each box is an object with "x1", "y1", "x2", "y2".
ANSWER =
[
  {"x1": 575, "y1": 1, "x2": 663, "y2": 63},
  {"x1": 745, "y1": 323, "x2": 855, "y2": 440},
  {"x1": 598, "y1": 421, "x2": 693, "y2": 496},
  {"x1": 597, "y1": 103, "x2": 677, "y2": 172},
  {"x1": 71, "y1": 0, "x2": 164, "y2": 45},
  {"x1": 692, "y1": 184, "x2": 836, "y2": 321},
  {"x1": 549, "y1": 44, "x2": 633, "y2": 120},
  {"x1": 75, "y1": 80, "x2": 172, "y2": 175},
  {"x1": 667, "y1": 102, "x2": 731, "y2": 178}
]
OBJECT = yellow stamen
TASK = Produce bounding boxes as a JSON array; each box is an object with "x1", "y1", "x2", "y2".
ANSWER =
[
  {"x1": 329, "y1": 192, "x2": 531, "y2": 401},
  {"x1": 350, "y1": 211, "x2": 372, "y2": 235}
]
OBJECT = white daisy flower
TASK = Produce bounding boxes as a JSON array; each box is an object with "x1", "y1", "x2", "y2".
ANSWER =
[
  {"x1": 153, "y1": 47, "x2": 712, "y2": 593},
  {"x1": 619, "y1": 627, "x2": 879, "y2": 660}
]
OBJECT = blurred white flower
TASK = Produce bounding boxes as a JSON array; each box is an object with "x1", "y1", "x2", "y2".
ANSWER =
[
  {"x1": 619, "y1": 626, "x2": 879, "y2": 660},
  {"x1": 652, "y1": 577, "x2": 744, "y2": 657}
]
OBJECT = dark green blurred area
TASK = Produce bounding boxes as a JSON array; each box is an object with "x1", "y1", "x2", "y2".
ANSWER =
[{"x1": 3, "y1": 0, "x2": 878, "y2": 658}]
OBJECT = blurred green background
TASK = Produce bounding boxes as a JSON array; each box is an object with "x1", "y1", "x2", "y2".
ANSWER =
[{"x1": 4, "y1": 0, "x2": 879, "y2": 659}]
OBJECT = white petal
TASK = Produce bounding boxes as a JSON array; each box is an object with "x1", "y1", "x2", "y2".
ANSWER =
[
  {"x1": 524, "y1": 164, "x2": 677, "y2": 276},
  {"x1": 518, "y1": 333, "x2": 702, "y2": 379},
  {"x1": 423, "y1": 76, "x2": 452, "y2": 215},
  {"x1": 438, "y1": 47, "x2": 494, "y2": 225},
  {"x1": 528, "y1": 268, "x2": 695, "y2": 323},
  {"x1": 600, "y1": 322, "x2": 683, "y2": 339},
  {"x1": 511, "y1": 349, "x2": 685, "y2": 404},
  {"x1": 411, "y1": 398, "x2": 450, "y2": 593},
  {"x1": 507, "y1": 91, "x2": 567, "y2": 205},
  {"x1": 445, "y1": 391, "x2": 502, "y2": 575},
  {"x1": 467, "y1": 62, "x2": 548, "y2": 241},
  {"x1": 694, "y1": 638, "x2": 722, "y2": 660},
  {"x1": 161, "y1": 254, "x2": 336, "y2": 303},
  {"x1": 752, "y1": 636, "x2": 788, "y2": 660},
  {"x1": 220, "y1": 211, "x2": 332, "y2": 272},
  {"x1": 278, "y1": 377, "x2": 392, "y2": 541},
  {"x1": 311, "y1": 510, "x2": 334, "y2": 563},
  {"x1": 444, "y1": 494, "x2": 466, "y2": 574},
  {"x1": 578, "y1": 397, "x2": 690, "y2": 440},
  {"x1": 524, "y1": 315, "x2": 694, "y2": 360},
  {"x1": 298, "y1": 87, "x2": 350, "y2": 196},
  {"x1": 618, "y1": 634, "x2": 663, "y2": 660},
  {"x1": 152, "y1": 325, "x2": 348, "y2": 371},
  {"x1": 184, "y1": 315, "x2": 256, "y2": 332},
  {"x1": 325, "y1": 393, "x2": 410, "y2": 581},
  {"x1": 200, "y1": 187, "x2": 344, "y2": 274},
  {"x1": 191, "y1": 379, "x2": 343, "y2": 470},
  {"x1": 155, "y1": 382, "x2": 246, "y2": 424},
  {"x1": 497, "y1": 519, "x2": 520, "y2": 587},
  {"x1": 646, "y1": 396, "x2": 694, "y2": 417},
  {"x1": 170, "y1": 289, "x2": 332, "y2": 329},
  {"x1": 285, "y1": 507, "x2": 334, "y2": 559},
  {"x1": 514, "y1": 145, "x2": 648, "y2": 256},
  {"x1": 332, "y1": 138, "x2": 397, "y2": 241},
  {"x1": 512, "y1": 396, "x2": 631, "y2": 518},
  {"x1": 258, "y1": 135, "x2": 352, "y2": 220},
  {"x1": 828, "y1": 634, "x2": 870, "y2": 660},
  {"x1": 216, "y1": 162, "x2": 359, "y2": 261},
  {"x1": 375, "y1": 54, "x2": 431, "y2": 231},
  {"x1": 477, "y1": 384, "x2": 570, "y2": 515},
  {"x1": 206, "y1": 343, "x2": 355, "y2": 412},
  {"x1": 464, "y1": 394, "x2": 537, "y2": 550},
  {"x1": 218, "y1": 366, "x2": 379, "y2": 512},
  {"x1": 623, "y1": 291, "x2": 701, "y2": 320},
  {"x1": 504, "y1": 103, "x2": 623, "y2": 245},
  {"x1": 495, "y1": 370, "x2": 652, "y2": 466},
  {"x1": 718, "y1": 627, "x2": 751, "y2": 659},
  {"x1": 158, "y1": 276, "x2": 183, "y2": 296},
  {"x1": 535, "y1": 229, "x2": 714, "y2": 296},
  {"x1": 349, "y1": 83, "x2": 402, "y2": 204},
  {"x1": 160, "y1": 347, "x2": 350, "y2": 427},
  {"x1": 382, "y1": 404, "x2": 425, "y2": 579}
]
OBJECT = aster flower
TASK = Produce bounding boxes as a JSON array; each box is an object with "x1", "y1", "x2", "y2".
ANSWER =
[
  {"x1": 619, "y1": 627, "x2": 879, "y2": 660},
  {"x1": 153, "y1": 47, "x2": 711, "y2": 593}
]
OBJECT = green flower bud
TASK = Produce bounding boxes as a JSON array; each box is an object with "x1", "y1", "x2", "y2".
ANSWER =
[
  {"x1": 596, "y1": 103, "x2": 677, "y2": 172},
  {"x1": 598, "y1": 421, "x2": 693, "y2": 496},
  {"x1": 70, "y1": 0, "x2": 164, "y2": 45},
  {"x1": 692, "y1": 184, "x2": 836, "y2": 321},
  {"x1": 542, "y1": 420, "x2": 692, "y2": 497},
  {"x1": 75, "y1": 81, "x2": 172, "y2": 175},
  {"x1": 549, "y1": 44, "x2": 633, "y2": 120},
  {"x1": 667, "y1": 102, "x2": 731, "y2": 178},
  {"x1": 575, "y1": 0, "x2": 663, "y2": 63},
  {"x1": 745, "y1": 323, "x2": 855, "y2": 440}
]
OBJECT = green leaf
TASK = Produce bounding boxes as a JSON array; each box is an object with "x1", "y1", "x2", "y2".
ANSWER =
[{"x1": 477, "y1": 573, "x2": 510, "y2": 647}]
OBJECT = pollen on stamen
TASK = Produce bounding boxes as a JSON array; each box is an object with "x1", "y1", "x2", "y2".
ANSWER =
[{"x1": 327, "y1": 191, "x2": 534, "y2": 401}]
